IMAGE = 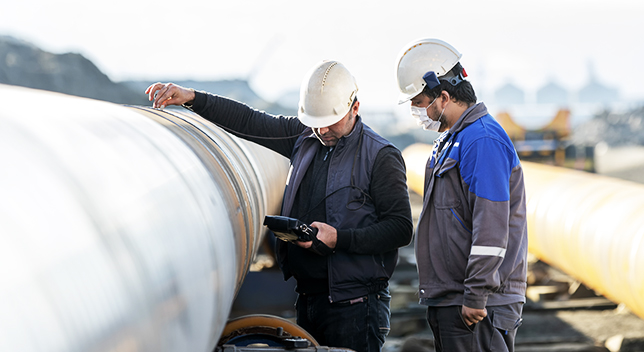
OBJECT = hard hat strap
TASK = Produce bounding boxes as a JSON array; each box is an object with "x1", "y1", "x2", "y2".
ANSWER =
[{"x1": 441, "y1": 63, "x2": 466, "y2": 86}]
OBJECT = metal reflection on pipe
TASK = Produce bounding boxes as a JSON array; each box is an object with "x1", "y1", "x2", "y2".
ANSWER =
[{"x1": 0, "y1": 85, "x2": 288, "y2": 352}]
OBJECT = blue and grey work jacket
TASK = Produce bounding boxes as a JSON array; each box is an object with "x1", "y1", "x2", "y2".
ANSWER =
[{"x1": 416, "y1": 102, "x2": 528, "y2": 309}]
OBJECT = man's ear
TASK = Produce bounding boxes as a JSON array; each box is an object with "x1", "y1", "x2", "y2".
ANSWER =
[
  {"x1": 441, "y1": 91, "x2": 450, "y2": 103},
  {"x1": 352, "y1": 100, "x2": 360, "y2": 114}
]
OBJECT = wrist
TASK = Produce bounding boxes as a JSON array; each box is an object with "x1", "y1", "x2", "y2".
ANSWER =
[
  {"x1": 186, "y1": 88, "x2": 195, "y2": 105},
  {"x1": 182, "y1": 89, "x2": 197, "y2": 109},
  {"x1": 335, "y1": 229, "x2": 352, "y2": 250}
]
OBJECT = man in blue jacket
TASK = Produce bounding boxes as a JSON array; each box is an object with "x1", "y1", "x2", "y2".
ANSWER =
[
  {"x1": 395, "y1": 39, "x2": 528, "y2": 352},
  {"x1": 147, "y1": 60, "x2": 413, "y2": 352}
]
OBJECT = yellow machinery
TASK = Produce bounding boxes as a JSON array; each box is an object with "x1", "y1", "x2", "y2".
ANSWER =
[
  {"x1": 402, "y1": 143, "x2": 644, "y2": 320},
  {"x1": 496, "y1": 109, "x2": 571, "y2": 166}
]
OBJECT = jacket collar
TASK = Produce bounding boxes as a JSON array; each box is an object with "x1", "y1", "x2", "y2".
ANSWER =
[{"x1": 449, "y1": 102, "x2": 489, "y2": 135}]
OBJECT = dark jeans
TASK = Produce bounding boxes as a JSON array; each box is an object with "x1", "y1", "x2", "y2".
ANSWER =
[
  {"x1": 295, "y1": 288, "x2": 391, "y2": 352},
  {"x1": 426, "y1": 303, "x2": 523, "y2": 352}
]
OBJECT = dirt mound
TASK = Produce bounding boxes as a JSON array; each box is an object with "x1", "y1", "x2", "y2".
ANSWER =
[{"x1": 0, "y1": 35, "x2": 146, "y2": 105}]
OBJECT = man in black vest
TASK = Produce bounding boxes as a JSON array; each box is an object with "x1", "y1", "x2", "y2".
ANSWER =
[{"x1": 146, "y1": 60, "x2": 413, "y2": 352}]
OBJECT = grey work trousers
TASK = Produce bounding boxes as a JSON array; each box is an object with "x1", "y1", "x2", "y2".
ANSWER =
[{"x1": 426, "y1": 303, "x2": 523, "y2": 352}]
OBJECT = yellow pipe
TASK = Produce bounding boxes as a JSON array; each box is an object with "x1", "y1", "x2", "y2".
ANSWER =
[{"x1": 402, "y1": 143, "x2": 644, "y2": 320}]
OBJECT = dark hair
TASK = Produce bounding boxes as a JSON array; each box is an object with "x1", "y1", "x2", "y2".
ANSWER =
[{"x1": 422, "y1": 64, "x2": 477, "y2": 105}]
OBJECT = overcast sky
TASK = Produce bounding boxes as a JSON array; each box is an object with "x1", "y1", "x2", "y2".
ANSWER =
[{"x1": 2, "y1": 0, "x2": 643, "y2": 111}]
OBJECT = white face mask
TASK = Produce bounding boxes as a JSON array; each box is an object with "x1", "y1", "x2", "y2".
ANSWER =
[{"x1": 410, "y1": 96, "x2": 442, "y2": 131}]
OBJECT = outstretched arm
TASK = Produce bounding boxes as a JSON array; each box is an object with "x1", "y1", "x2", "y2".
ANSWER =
[{"x1": 144, "y1": 84, "x2": 304, "y2": 158}]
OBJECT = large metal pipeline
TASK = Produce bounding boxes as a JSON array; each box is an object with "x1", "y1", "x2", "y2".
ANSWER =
[
  {"x1": 402, "y1": 143, "x2": 644, "y2": 320},
  {"x1": 0, "y1": 84, "x2": 289, "y2": 352}
]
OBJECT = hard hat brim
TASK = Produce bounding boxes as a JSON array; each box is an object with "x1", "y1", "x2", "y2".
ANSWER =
[
  {"x1": 398, "y1": 91, "x2": 421, "y2": 105},
  {"x1": 298, "y1": 111, "x2": 346, "y2": 128}
]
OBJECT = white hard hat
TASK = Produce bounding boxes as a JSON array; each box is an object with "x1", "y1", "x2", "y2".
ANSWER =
[
  {"x1": 395, "y1": 38, "x2": 463, "y2": 104},
  {"x1": 298, "y1": 60, "x2": 358, "y2": 128}
]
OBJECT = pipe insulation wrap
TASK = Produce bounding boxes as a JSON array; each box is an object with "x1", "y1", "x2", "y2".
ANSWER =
[
  {"x1": 521, "y1": 161, "x2": 644, "y2": 320},
  {"x1": 0, "y1": 85, "x2": 289, "y2": 352}
]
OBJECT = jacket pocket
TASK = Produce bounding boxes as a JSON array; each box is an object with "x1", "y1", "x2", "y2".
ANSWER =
[
  {"x1": 450, "y1": 208, "x2": 472, "y2": 234},
  {"x1": 431, "y1": 204, "x2": 471, "y2": 280},
  {"x1": 432, "y1": 169, "x2": 461, "y2": 210}
]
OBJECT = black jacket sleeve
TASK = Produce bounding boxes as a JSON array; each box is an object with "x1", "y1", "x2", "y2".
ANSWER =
[
  {"x1": 187, "y1": 91, "x2": 306, "y2": 158},
  {"x1": 334, "y1": 146, "x2": 414, "y2": 254}
]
